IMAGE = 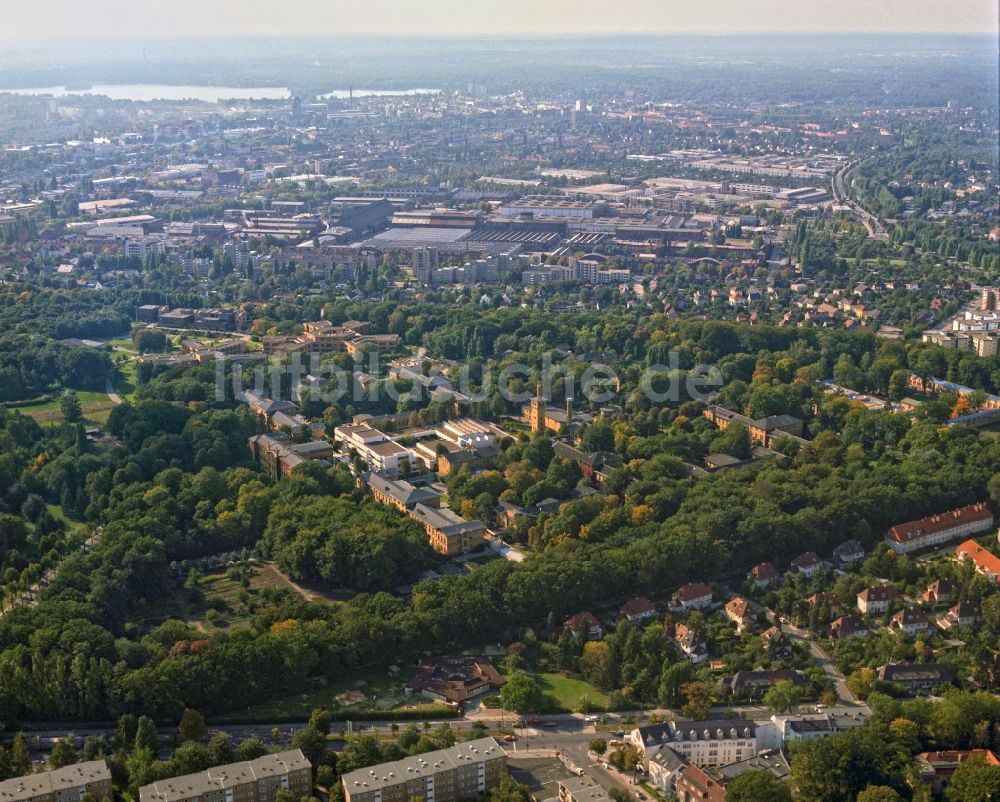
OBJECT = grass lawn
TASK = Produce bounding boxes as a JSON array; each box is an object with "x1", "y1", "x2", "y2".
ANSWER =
[
  {"x1": 104, "y1": 337, "x2": 138, "y2": 351},
  {"x1": 45, "y1": 504, "x2": 87, "y2": 536},
  {"x1": 18, "y1": 390, "x2": 116, "y2": 424},
  {"x1": 536, "y1": 671, "x2": 610, "y2": 713},
  {"x1": 114, "y1": 358, "x2": 138, "y2": 400}
]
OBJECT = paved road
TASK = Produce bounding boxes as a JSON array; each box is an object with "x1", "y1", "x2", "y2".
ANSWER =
[
  {"x1": 105, "y1": 378, "x2": 123, "y2": 405},
  {"x1": 505, "y1": 724, "x2": 641, "y2": 797},
  {"x1": 781, "y1": 619, "x2": 859, "y2": 705},
  {"x1": 721, "y1": 583, "x2": 866, "y2": 710}
]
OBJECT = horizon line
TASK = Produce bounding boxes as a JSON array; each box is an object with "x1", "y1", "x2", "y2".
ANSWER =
[{"x1": 1, "y1": 30, "x2": 997, "y2": 42}]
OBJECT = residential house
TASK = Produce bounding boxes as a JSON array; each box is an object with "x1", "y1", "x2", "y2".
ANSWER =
[
  {"x1": 857, "y1": 585, "x2": 900, "y2": 615},
  {"x1": 789, "y1": 552, "x2": 825, "y2": 578},
  {"x1": 670, "y1": 582, "x2": 713, "y2": 611},
  {"x1": 877, "y1": 663, "x2": 957, "y2": 694},
  {"x1": 829, "y1": 615, "x2": 868, "y2": 639},
  {"x1": 941, "y1": 601, "x2": 980, "y2": 629},
  {"x1": 761, "y1": 626, "x2": 793, "y2": 659},
  {"x1": 885, "y1": 502, "x2": 994, "y2": 554},
  {"x1": 923, "y1": 578, "x2": 961, "y2": 604},
  {"x1": 832, "y1": 539, "x2": 866, "y2": 566},
  {"x1": 806, "y1": 591, "x2": 840, "y2": 610},
  {"x1": 747, "y1": 562, "x2": 780, "y2": 588},
  {"x1": 671, "y1": 622, "x2": 709, "y2": 665},
  {"x1": 889, "y1": 607, "x2": 931, "y2": 637},
  {"x1": 955, "y1": 539, "x2": 1000, "y2": 584},
  {"x1": 723, "y1": 597, "x2": 753, "y2": 631},
  {"x1": 564, "y1": 611, "x2": 604, "y2": 641},
  {"x1": 621, "y1": 597, "x2": 657, "y2": 624},
  {"x1": 726, "y1": 669, "x2": 810, "y2": 700}
]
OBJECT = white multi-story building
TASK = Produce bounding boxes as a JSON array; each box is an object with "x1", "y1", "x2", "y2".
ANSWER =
[
  {"x1": 757, "y1": 715, "x2": 835, "y2": 749},
  {"x1": 647, "y1": 746, "x2": 688, "y2": 794},
  {"x1": 125, "y1": 237, "x2": 166, "y2": 260},
  {"x1": 628, "y1": 721, "x2": 759, "y2": 767},
  {"x1": 334, "y1": 422, "x2": 416, "y2": 476}
]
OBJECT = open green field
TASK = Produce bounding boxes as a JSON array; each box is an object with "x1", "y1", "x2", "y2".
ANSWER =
[
  {"x1": 104, "y1": 337, "x2": 138, "y2": 351},
  {"x1": 113, "y1": 357, "x2": 138, "y2": 400},
  {"x1": 536, "y1": 672, "x2": 610, "y2": 713},
  {"x1": 18, "y1": 390, "x2": 116, "y2": 424}
]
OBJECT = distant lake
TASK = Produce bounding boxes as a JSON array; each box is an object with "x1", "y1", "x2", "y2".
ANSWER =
[
  {"x1": 319, "y1": 88, "x2": 440, "y2": 99},
  {"x1": 1, "y1": 84, "x2": 291, "y2": 102}
]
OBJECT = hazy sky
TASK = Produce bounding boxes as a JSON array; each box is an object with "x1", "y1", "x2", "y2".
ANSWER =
[{"x1": 3, "y1": 0, "x2": 998, "y2": 39}]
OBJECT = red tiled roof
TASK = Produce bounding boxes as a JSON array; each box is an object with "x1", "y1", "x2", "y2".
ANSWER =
[
  {"x1": 748, "y1": 562, "x2": 779, "y2": 580},
  {"x1": 674, "y1": 582, "x2": 712, "y2": 601},
  {"x1": 622, "y1": 597, "x2": 656, "y2": 617},
  {"x1": 917, "y1": 749, "x2": 1000, "y2": 769},
  {"x1": 565, "y1": 611, "x2": 601, "y2": 632},
  {"x1": 725, "y1": 597, "x2": 751, "y2": 619},
  {"x1": 888, "y1": 503, "x2": 993, "y2": 544},
  {"x1": 956, "y1": 539, "x2": 1000, "y2": 581}
]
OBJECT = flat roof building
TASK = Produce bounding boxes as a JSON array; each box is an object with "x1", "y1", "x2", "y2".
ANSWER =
[
  {"x1": 0, "y1": 761, "x2": 112, "y2": 802},
  {"x1": 341, "y1": 738, "x2": 506, "y2": 802},
  {"x1": 139, "y1": 750, "x2": 311, "y2": 802}
]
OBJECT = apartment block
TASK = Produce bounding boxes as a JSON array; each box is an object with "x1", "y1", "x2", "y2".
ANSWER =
[
  {"x1": 139, "y1": 750, "x2": 311, "y2": 802},
  {"x1": 0, "y1": 761, "x2": 112, "y2": 802},
  {"x1": 628, "y1": 721, "x2": 759, "y2": 766},
  {"x1": 558, "y1": 777, "x2": 612, "y2": 802},
  {"x1": 341, "y1": 738, "x2": 506, "y2": 802}
]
